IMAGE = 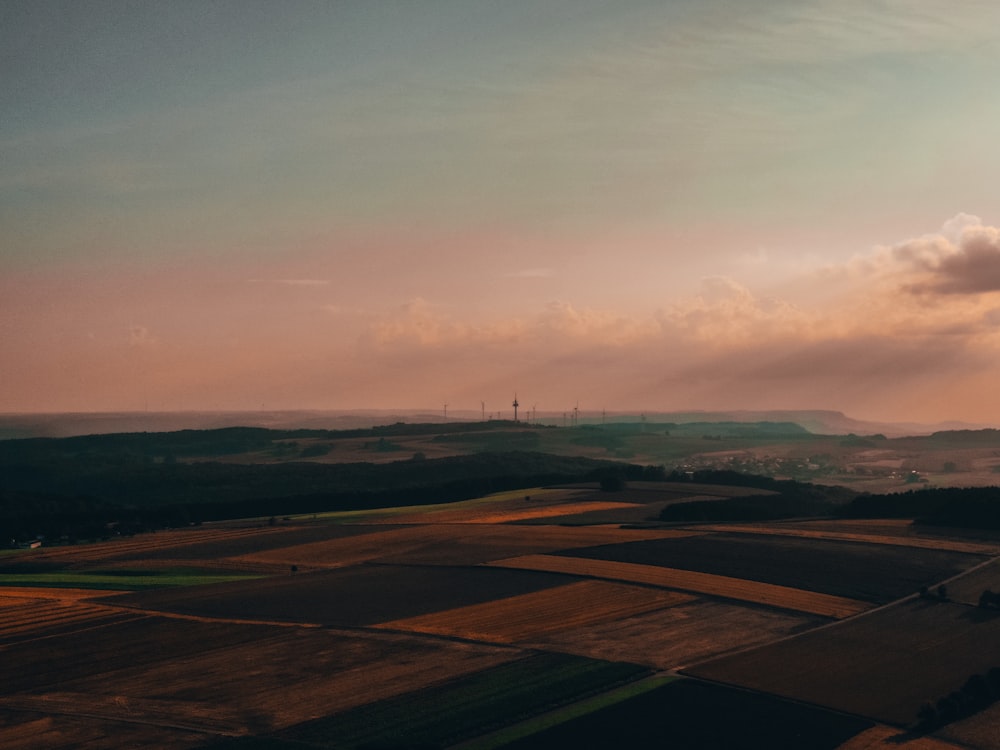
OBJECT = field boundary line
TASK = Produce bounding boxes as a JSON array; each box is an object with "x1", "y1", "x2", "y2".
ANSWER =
[
  {"x1": 0, "y1": 611, "x2": 149, "y2": 650},
  {"x1": 97, "y1": 603, "x2": 324, "y2": 629},
  {"x1": 487, "y1": 555, "x2": 869, "y2": 619}
]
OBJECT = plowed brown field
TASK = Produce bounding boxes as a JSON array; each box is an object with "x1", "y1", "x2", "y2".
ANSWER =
[
  {"x1": 531, "y1": 599, "x2": 823, "y2": 670},
  {"x1": 1, "y1": 615, "x2": 520, "y2": 736},
  {"x1": 374, "y1": 579, "x2": 693, "y2": 643},
  {"x1": 836, "y1": 725, "x2": 967, "y2": 750},
  {"x1": 0, "y1": 708, "x2": 209, "y2": 750},
  {"x1": 18, "y1": 526, "x2": 292, "y2": 565},
  {"x1": 488, "y1": 554, "x2": 870, "y2": 618},
  {"x1": 0, "y1": 588, "x2": 141, "y2": 645},
  {"x1": 229, "y1": 523, "x2": 699, "y2": 568},
  {"x1": 939, "y1": 700, "x2": 1000, "y2": 750}
]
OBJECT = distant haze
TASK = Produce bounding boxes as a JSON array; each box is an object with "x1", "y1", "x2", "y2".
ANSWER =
[
  {"x1": 4, "y1": 3, "x2": 1000, "y2": 424},
  {"x1": 0, "y1": 409, "x2": 987, "y2": 441}
]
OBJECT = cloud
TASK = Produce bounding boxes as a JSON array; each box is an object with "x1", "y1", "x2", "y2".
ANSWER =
[
  {"x1": 127, "y1": 325, "x2": 155, "y2": 348},
  {"x1": 345, "y1": 217, "x2": 1000, "y2": 421},
  {"x1": 657, "y1": 277, "x2": 814, "y2": 345},
  {"x1": 858, "y1": 214, "x2": 1000, "y2": 295},
  {"x1": 248, "y1": 279, "x2": 330, "y2": 286},
  {"x1": 365, "y1": 297, "x2": 659, "y2": 354}
]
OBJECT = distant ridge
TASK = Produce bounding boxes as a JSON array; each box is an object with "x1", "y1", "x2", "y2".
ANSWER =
[
  {"x1": 621, "y1": 410, "x2": 990, "y2": 438},
  {"x1": 0, "y1": 410, "x2": 444, "y2": 439},
  {"x1": 0, "y1": 408, "x2": 991, "y2": 440}
]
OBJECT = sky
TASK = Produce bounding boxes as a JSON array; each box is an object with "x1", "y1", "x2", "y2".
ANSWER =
[{"x1": 3, "y1": 0, "x2": 1000, "y2": 424}]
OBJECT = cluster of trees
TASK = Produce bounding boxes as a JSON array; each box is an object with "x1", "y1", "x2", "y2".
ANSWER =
[
  {"x1": 978, "y1": 590, "x2": 1000, "y2": 610},
  {"x1": 918, "y1": 585, "x2": 948, "y2": 601},
  {"x1": 656, "y1": 471, "x2": 855, "y2": 523},
  {"x1": 0, "y1": 440, "x2": 648, "y2": 544},
  {"x1": 839, "y1": 486, "x2": 1000, "y2": 529},
  {"x1": 0, "y1": 421, "x2": 532, "y2": 468},
  {"x1": 915, "y1": 669, "x2": 1000, "y2": 732}
]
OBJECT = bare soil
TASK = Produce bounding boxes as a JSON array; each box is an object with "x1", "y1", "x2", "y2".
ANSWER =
[
  {"x1": 531, "y1": 598, "x2": 823, "y2": 670},
  {"x1": 488, "y1": 554, "x2": 869, "y2": 618},
  {"x1": 374, "y1": 579, "x2": 692, "y2": 643}
]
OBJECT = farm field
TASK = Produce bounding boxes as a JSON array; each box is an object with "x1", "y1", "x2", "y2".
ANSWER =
[
  {"x1": 939, "y1": 701, "x2": 1000, "y2": 749},
  {"x1": 687, "y1": 596, "x2": 1000, "y2": 726},
  {"x1": 133, "y1": 523, "x2": 405, "y2": 562},
  {"x1": 225, "y1": 522, "x2": 697, "y2": 568},
  {"x1": 0, "y1": 614, "x2": 520, "y2": 741},
  {"x1": 13, "y1": 526, "x2": 301, "y2": 566},
  {"x1": 695, "y1": 520, "x2": 1000, "y2": 555},
  {"x1": 1, "y1": 472, "x2": 998, "y2": 748},
  {"x1": 836, "y1": 726, "x2": 967, "y2": 750},
  {"x1": 926, "y1": 557, "x2": 1000, "y2": 606},
  {"x1": 552, "y1": 533, "x2": 986, "y2": 603},
  {"x1": 526, "y1": 598, "x2": 824, "y2": 670},
  {"x1": 373, "y1": 579, "x2": 694, "y2": 643},
  {"x1": 269, "y1": 652, "x2": 650, "y2": 749},
  {"x1": 488, "y1": 554, "x2": 869, "y2": 618},
  {"x1": 0, "y1": 708, "x2": 211, "y2": 750},
  {"x1": 108, "y1": 564, "x2": 578, "y2": 626},
  {"x1": 479, "y1": 677, "x2": 874, "y2": 750},
  {"x1": 0, "y1": 569, "x2": 259, "y2": 590},
  {"x1": 0, "y1": 588, "x2": 144, "y2": 645}
]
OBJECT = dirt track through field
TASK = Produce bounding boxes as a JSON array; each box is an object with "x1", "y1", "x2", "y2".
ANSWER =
[{"x1": 488, "y1": 555, "x2": 870, "y2": 618}]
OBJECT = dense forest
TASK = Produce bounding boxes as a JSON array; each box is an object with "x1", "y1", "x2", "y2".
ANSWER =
[
  {"x1": 0, "y1": 426, "x2": 642, "y2": 543},
  {"x1": 4, "y1": 425, "x2": 1000, "y2": 545},
  {"x1": 840, "y1": 486, "x2": 1000, "y2": 529}
]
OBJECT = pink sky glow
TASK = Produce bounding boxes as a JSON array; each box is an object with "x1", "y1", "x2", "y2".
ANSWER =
[{"x1": 4, "y1": 3, "x2": 1000, "y2": 425}]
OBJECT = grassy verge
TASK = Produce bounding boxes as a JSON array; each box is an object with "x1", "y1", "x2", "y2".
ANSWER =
[
  {"x1": 0, "y1": 568, "x2": 261, "y2": 590},
  {"x1": 287, "y1": 487, "x2": 562, "y2": 523}
]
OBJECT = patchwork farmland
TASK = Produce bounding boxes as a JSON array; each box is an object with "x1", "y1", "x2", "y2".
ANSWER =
[{"x1": 1, "y1": 479, "x2": 999, "y2": 748}]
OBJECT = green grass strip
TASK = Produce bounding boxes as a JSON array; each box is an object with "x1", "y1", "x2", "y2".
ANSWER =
[
  {"x1": 289, "y1": 487, "x2": 561, "y2": 523},
  {"x1": 456, "y1": 674, "x2": 678, "y2": 750},
  {"x1": 0, "y1": 571, "x2": 259, "y2": 591}
]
